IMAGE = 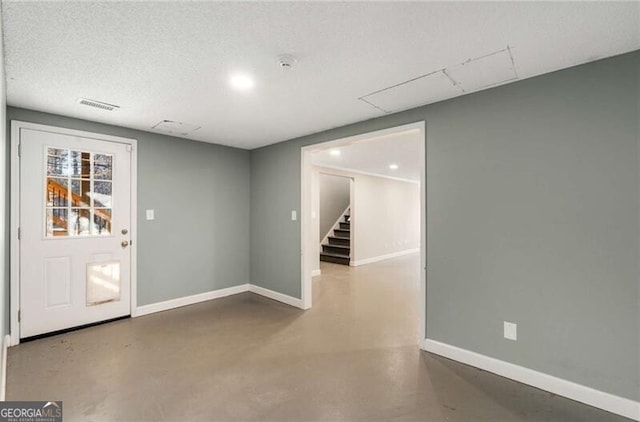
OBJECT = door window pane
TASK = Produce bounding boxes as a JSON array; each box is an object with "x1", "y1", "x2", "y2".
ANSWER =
[
  {"x1": 69, "y1": 151, "x2": 91, "y2": 177},
  {"x1": 46, "y1": 178, "x2": 69, "y2": 207},
  {"x1": 45, "y1": 148, "x2": 114, "y2": 238},
  {"x1": 93, "y1": 154, "x2": 113, "y2": 180},
  {"x1": 70, "y1": 208, "x2": 91, "y2": 236},
  {"x1": 93, "y1": 181, "x2": 112, "y2": 207},
  {"x1": 71, "y1": 179, "x2": 91, "y2": 207},
  {"x1": 47, "y1": 149, "x2": 69, "y2": 176},
  {"x1": 93, "y1": 209, "x2": 112, "y2": 235},
  {"x1": 46, "y1": 208, "x2": 68, "y2": 237}
]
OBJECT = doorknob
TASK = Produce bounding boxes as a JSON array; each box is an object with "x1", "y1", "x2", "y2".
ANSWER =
[
  {"x1": 121, "y1": 241, "x2": 129, "y2": 248},
  {"x1": 121, "y1": 229, "x2": 128, "y2": 235}
]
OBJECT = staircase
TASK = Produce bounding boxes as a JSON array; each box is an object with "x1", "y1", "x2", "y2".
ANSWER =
[{"x1": 320, "y1": 211, "x2": 351, "y2": 265}]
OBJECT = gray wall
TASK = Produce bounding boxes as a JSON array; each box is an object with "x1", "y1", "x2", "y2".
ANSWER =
[
  {"x1": 7, "y1": 107, "x2": 251, "y2": 306},
  {"x1": 318, "y1": 173, "x2": 350, "y2": 241},
  {"x1": 250, "y1": 51, "x2": 639, "y2": 400},
  {"x1": 425, "y1": 53, "x2": 638, "y2": 401},
  {"x1": 250, "y1": 141, "x2": 302, "y2": 298}
]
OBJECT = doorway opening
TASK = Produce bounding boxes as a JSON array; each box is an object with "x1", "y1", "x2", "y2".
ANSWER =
[
  {"x1": 301, "y1": 122, "x2": 426, "y2": 345},
  {"x1": 317, "y1": 173, "x2": 352, "y2": 267}
]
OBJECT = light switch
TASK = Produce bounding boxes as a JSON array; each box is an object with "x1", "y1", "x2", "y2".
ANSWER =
[
  {"x1": 504, "y1": 321, "x2": 517, "y2": 341},
  {"x1": 146, "y1": 209, "x2": 155, "y2": 221},
  {"x1": 291, "y1": 210, "x2": 297, "y2": 221}
]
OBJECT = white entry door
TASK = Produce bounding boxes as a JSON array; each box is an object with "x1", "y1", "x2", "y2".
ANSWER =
[{"x1": 19, "y1": 127, "x2": 132, "y2": 338}]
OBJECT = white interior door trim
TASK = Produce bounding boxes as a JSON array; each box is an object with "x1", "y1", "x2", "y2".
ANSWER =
[
  {"x1": 10, "y1": 120, "x2": 138, "y2": 346},
  {"x1": 300, "y1": 121, "x2": 426, "y2": 340}
]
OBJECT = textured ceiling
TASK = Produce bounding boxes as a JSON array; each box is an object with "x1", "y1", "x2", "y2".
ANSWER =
[
  {"x1": 3, "y1": 1, "x2": 639, "y2": 149},
  {"x1": 311, "y1": 130, "x2": 422, "y2": 182}
]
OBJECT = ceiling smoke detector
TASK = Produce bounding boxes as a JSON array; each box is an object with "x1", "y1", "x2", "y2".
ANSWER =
[
  {"x1": 276, "y1": 54, "x2": 297, "y2": 70},
  {"x1": 77, "y1": 98, "x2": 120, "y2": 111}
]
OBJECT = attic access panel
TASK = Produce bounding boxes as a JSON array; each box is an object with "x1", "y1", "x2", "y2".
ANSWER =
[
  {"x1": 447, "y1": 48, "x2": 518, "y2": 92},
  {"x1": 359, "y1": 70, "x2": 462, "y2": 114},
  {"x1": 152, "y1": 120, "x2": 201, "y2": 136}
]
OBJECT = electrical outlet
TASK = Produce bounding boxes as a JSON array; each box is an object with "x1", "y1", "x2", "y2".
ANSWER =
[
  {"x1": 146, "y1": 209, "x2": 155, "y2": 221},
  {"x1": 504, "y1": 321, "x2": 517, "y2": 341}
]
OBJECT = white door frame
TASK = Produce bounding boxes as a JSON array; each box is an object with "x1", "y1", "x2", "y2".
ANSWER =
[
  {"x1": 300, "y1": 121, "x2": 427, "y2": 342},
  {"x1": 10, "y1": 121, "x2": 138, "y2": 346}
]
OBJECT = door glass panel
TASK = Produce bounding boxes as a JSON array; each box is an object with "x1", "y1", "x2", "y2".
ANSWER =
[
  {"x1": 93, "y1": 154, "x2": 113, "y2": 180},
  {"x1": 47, "y1": 149, "x2": 69, "y2": 176},
  {"x1": 93, "y1": 181, "x2": 112, "y2": 207},
  {"x1": 45, "y1": 147, "x2": 113, "y2": 238},
  {"x1": 70, "y1": 208, "x2": 91, "y2": 236},
  {"x1": 93, "y1": 209, "x2": 112, "y2": 235},
  {"x1": 46, "y1": 178, "x2": 69, "y2": 207},
  {"x1": 87, "y1": 261, "x2": 120, "y2": 306},
  {"x1": 71, "y1": 179, "x2": 91, "y2": 207},
  {"x1": 46, "y1": 208, "x2": 68, "y2": 236},
  {"x1": 69, "y1": 151, "x2": 91, "y2": 177}
]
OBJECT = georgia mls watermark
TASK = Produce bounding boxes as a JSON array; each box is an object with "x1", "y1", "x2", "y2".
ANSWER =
[{"x1": 0, "y1": 402, "x2": 62, "y2": 422}]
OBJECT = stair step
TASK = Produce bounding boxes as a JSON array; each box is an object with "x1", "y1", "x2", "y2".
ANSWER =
[
  {"x1": 344, "y1": 215, "x2": 351, "y2": 222},
  {"x1": 334, "y1": 229, "x2": 350, "y2": 238},
  {"x1": 328, "y1": 236, "x2": 350, "y2": 246},
  {"x1": 339, "y1": 222, "x2": 350, "y2": 230},
  {"x1": 320, "y1": 252, "x2": 350, "y2": 265},
  {"x1": 322, "y1": 244, "x2": 350, "y2": 255},
  {"x1": 323, "y1": 243, "x2": 349, "y2": 250},
  {"x1": 320, "y1": 251, "x2": 349, "y2": 258}
]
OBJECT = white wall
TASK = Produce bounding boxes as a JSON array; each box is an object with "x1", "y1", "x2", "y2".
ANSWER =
[
  {"x1": 311, "y1": 169, "x2": 320, "y2": 275},
  {"x1": 319, "y1": 173, "x2": 350, "y2": 241},
  {"x1": 314, "y1": 166, "x2": 420, "y2": 266},
  {"x1": 352, "y1": 173, "x2": 420, "y2": 264}
]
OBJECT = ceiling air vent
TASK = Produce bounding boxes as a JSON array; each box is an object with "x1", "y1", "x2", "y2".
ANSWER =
[{"x1": 77, "y1": 98, "x2": 120, "y2": 111}]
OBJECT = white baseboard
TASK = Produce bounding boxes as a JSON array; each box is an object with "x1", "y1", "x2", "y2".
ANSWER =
[
  {"x1": 133, "y1": 284, "x2": 250, "y2": 317},
  {"x1": 1, "y1": 334, "x2": 10, "y2": 401},
  {"x1": 350, "y1": 248, "x2": 419, "y2": 267},
  {"x1": 311, "y1": 269, "x2": 321, "y2": 277},
  {"x1": 133, "y1": 283, "x2": 305, "y2": 318},
  {"x1": 423, "y1": 339, "x2": 639, "y2": 421},
  {"x1": 249, "y1": 284, "x2": 304, "y2": 309}
]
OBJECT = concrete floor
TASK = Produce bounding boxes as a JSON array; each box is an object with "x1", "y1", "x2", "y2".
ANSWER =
[{"x1": 7, "y1": 254, "x2": 631, "y2": 421}]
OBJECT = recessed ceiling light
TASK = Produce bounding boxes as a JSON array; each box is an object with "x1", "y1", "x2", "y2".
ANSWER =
[
  {"x1": 389, "y1": 164, "x2": 399, "y2": 170},
  {"x1": 229, "y1": 74, "x2": 254, "y2": 91},
  {"x1": 330, "y1": 149, "x2": 341, "y2": 156}
]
